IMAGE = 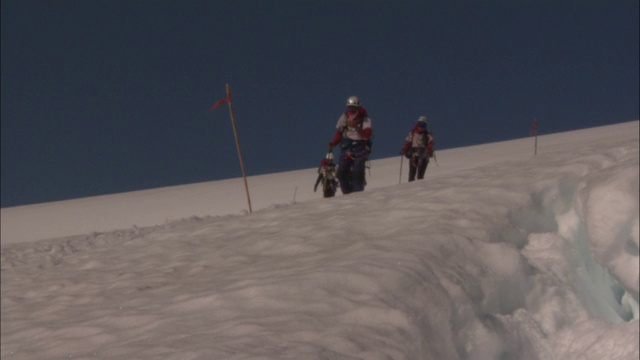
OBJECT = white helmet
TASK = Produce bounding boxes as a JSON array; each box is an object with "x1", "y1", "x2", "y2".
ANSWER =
[
  {"x1": 346, "y1": 96, "x2": 360, "y2": 107},
  {"x1": 417, "y1": 116, "x2": 428, "y2": 124}
]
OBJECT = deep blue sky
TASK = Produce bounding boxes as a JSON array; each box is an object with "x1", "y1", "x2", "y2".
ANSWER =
[{"x1": 2, "y1": 1, "x2": 638, "y2": 207}]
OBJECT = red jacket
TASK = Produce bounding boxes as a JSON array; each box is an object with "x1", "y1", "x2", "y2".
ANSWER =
[
  {"x1": 329, "y1": 107, "x2": 372, "y2": 147},
  {"x1": 402, "y1": 126, "x2": 434, "y2": 155}
]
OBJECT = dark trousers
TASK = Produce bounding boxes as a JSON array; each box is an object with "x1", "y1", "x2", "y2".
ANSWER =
[
  {"x1": 337, "y1": 144, "x2": 368, "y2": 194},
  {"x1": 323, "y1": 187, "x2": 336, "y2": 198},
  {"x1": 408, "y1": 155, "x2": 429, "y2": 182}
]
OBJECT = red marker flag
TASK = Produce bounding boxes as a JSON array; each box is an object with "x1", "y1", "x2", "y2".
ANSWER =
[
  {"x1": 208, "y1": 96, "x2": 230, "y2": 113},
  {"x1": 529, "y1": 118, "x2": 538, "y2": 136}
]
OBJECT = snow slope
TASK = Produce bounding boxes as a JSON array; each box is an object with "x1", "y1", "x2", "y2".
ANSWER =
[{"x1": 1, "y1": 121, "x2": 638, "y2": 359}]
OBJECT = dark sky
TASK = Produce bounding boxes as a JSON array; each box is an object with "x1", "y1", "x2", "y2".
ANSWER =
[{"x1": 2, "y1": 0, "x2": 638, "y2": 207}]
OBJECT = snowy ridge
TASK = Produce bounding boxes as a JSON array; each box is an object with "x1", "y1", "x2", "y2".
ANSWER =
[{"x1": 1, "y1": 121, "x2": 638, "y2": 359}]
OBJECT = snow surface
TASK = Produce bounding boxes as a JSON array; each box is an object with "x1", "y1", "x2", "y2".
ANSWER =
[{"x1": 1, "y1": 121, "x2": 638, "y2": 359}]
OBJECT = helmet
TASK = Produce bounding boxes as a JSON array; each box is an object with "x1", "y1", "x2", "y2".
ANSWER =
[
  {"x1": 325, "y1": 152, "x2": 334, "y2": 160},
  {"x1": 417, "y1": 116, "x2": 428, "y2": 124},
  {"x1": 346, "y1": 96, "x2": 360, "y2": 108}
]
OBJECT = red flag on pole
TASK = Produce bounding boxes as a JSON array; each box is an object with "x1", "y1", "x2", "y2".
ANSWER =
[
  {"x1": 529, "y1": 118, "x2": 538, "y2": 136},
  {"x1": 207, "y1": 84, "x2": 253, "y2": 213},
  {"x1": 208, "y1": 97, "x2": 230, "y2": 113}
]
